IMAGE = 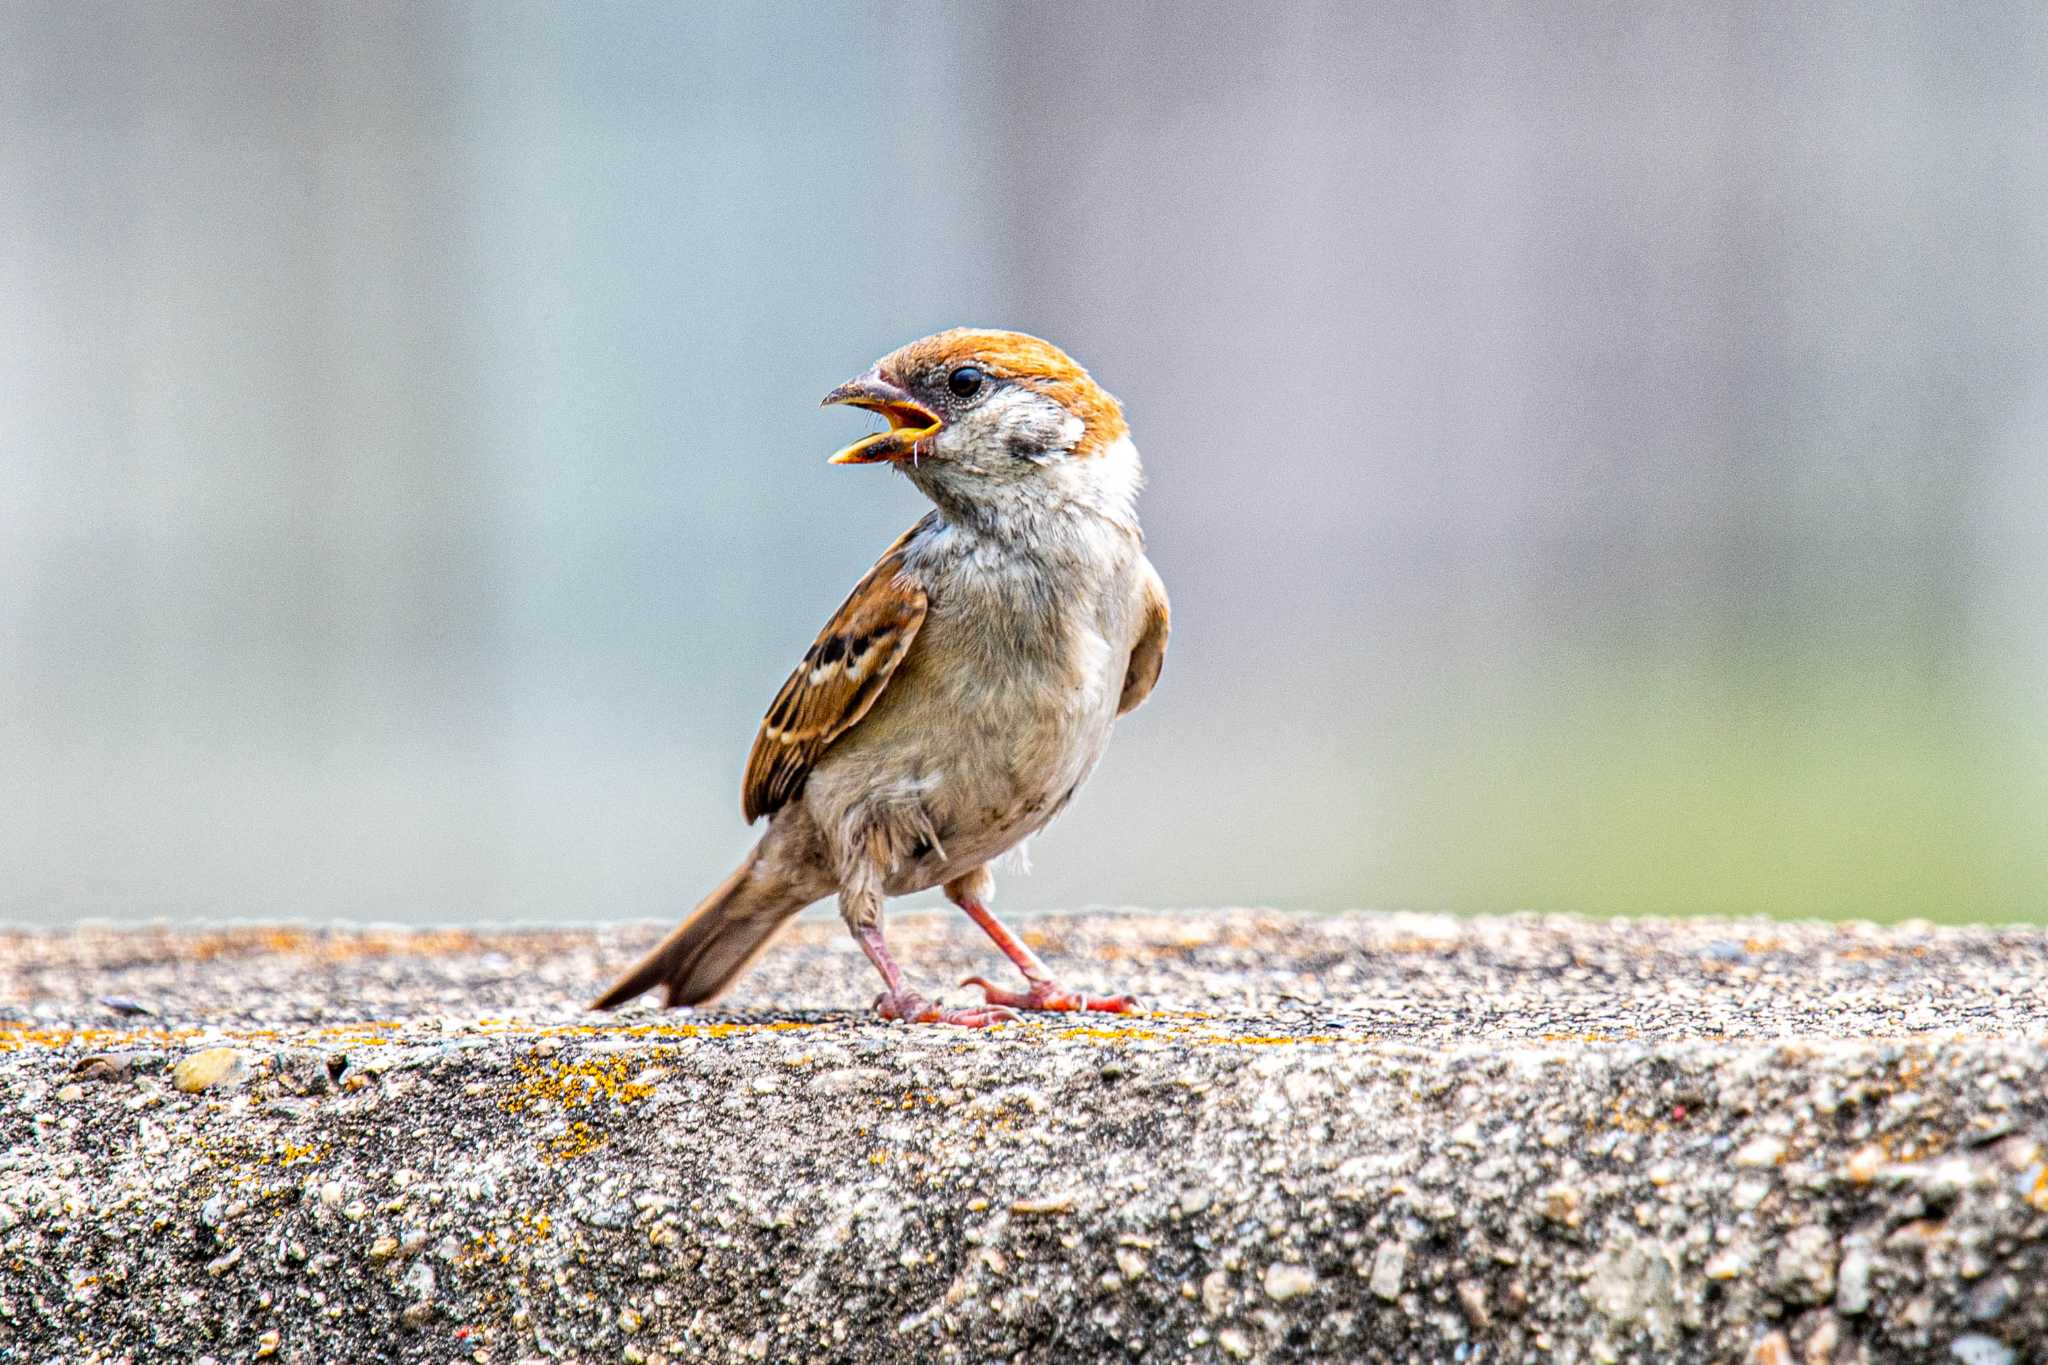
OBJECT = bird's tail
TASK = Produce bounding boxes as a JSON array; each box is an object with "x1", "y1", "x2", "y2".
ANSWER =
[{"x1": 590, "y1": 847, "x2": 811, "y2": 1010}]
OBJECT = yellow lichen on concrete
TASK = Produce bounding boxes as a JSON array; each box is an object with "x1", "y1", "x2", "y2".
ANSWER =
[
  {"x1": 464, "y1": 1018, "x2": 824, "y2": 1047},
  {"x1": 0, "y1": 1021, "x2": 199, "y2": 1053},
  {"x1": 1215, "y1": 1033, "x2": 1343, "y2": 1046},
  {"x1": 0, "y1": 1017, "x2": 411, "y2": 1055},
  {"x1": 457, "y1": 1211, "x2": 558, "y2": 1267},
  {"x1": 1059, "y1": 1024, "x2": 1177, "y2": 1044},
  {"x1": 545, "y1": 1120, "x2": 608, "y2": 1163},
  {"x1": 502, "y1": 1055, "x2": 656, "y2": 1115},
  {"x1": 1054, "y1": 1019, "x2": 1344, "y2": 1048}
]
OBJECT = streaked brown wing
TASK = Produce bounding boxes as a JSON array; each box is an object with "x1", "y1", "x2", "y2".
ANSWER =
[{"x1": 741, "y1": 524, "x2": 929, "y2": 822}]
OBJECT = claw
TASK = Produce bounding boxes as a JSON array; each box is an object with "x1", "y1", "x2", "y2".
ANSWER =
[
  {"x1": 873, "y1": 990, "x2": 1019, "y2": 1028},
  {"x1": 960, "y1": 975, "x2": 1139, "y2": 1014}
]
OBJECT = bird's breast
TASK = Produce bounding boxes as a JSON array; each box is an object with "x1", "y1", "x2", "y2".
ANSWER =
[{"x1": 814, "y1": 522, "x2": 1140, "y2": 891}]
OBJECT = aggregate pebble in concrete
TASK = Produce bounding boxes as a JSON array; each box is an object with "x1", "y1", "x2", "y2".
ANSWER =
[{"x1": 3, "y1": 910, "x2": 2047, "y2": 1363}]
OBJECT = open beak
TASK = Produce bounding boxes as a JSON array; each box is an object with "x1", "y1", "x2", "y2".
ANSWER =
[{"x1": 821, "y1": 372, "x2": 942, "y2": 465}]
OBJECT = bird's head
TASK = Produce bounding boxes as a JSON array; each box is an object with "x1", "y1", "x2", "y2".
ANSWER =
[{"x1": 822, "y1": 329, "x2": 1139, "y2": 529}]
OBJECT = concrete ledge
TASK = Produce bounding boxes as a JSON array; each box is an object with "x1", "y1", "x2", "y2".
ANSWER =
[{"x1": 3, "y1": 911, "x2": 2047, "y2": 1363}]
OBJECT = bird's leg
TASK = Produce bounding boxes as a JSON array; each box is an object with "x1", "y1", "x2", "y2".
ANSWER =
[
  {"x1": 948, "y1": 871, "x2": 1138, "y2": 1014},
  {"x1": 855, "y1": 925, "x2": 1017, "y2": 1028}
]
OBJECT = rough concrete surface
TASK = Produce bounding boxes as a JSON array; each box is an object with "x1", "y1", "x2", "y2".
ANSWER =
[{"x1": 3, "y1": 909, "x2": 2048, "y2": 1364}]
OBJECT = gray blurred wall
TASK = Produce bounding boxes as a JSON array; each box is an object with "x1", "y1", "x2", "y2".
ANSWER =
[{"x1": 3, "y1": 1, "x2": 2044, "y2": 925}]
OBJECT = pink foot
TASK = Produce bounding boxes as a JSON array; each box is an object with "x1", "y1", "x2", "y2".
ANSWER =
[
  {"x1": 960, "y1": 976, "x2": 1139, "y2": 1014},
  {"x1": 873, "y1": 991, "x2": 1019, "y2": 1028}
]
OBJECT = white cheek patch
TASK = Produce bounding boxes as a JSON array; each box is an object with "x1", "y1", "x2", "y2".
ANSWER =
[
  {"x1": 976, "y1": 387, "x2": 1081, "y2": 462},
  {"x1": 1054, "y1": 409, "x2": 1085, "y2": 453},
  {"x1": 1087, "y1": 433, "x2": 1144, "y2": 516}
]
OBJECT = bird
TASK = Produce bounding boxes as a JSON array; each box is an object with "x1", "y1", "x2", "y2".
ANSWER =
[{"x1": 592, "y1": 328, "x2": 1168, "y2": 1026}]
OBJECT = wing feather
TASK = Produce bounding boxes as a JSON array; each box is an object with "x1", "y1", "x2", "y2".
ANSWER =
[
  {"x1": 741, "y1": 524, "x2": 929, "y2": 822},
  {"x1": 1119, "y1": 556, "x2": 1170, "y2": 715}
]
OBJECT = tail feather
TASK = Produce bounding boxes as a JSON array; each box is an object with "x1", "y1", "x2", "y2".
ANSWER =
[{"x1": 591, "y1": 849, "x2": 808, "y2": 1010}]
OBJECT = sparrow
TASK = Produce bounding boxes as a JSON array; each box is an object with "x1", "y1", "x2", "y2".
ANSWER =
[{"x1": 593, "y1": 329, "x2": 1168, "y2": 1026}]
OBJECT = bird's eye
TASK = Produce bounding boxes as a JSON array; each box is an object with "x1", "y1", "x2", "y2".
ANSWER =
[{"x1": 947, "y1": 365, "x2": 985, "y2": 399}]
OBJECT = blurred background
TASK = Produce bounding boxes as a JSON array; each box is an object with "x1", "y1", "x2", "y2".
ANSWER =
[{"x1": 4, "y1": 1, "x2": 2044, "y2": 927}]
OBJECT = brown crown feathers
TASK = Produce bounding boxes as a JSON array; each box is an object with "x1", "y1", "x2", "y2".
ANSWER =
[{"x1": 875, "y1": 328, "x2": 1129, "y2": 457}]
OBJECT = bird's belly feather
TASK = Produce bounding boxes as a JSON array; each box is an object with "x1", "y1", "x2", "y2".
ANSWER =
[{"x1": 806, "y1": 615, "x2": 1127, "y2": 897}]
